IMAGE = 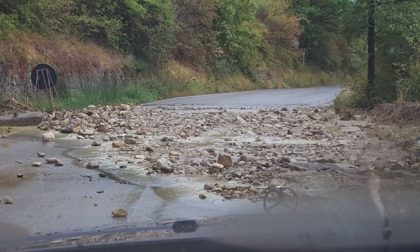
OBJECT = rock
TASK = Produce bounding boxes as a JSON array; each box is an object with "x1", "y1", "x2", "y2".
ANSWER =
[
  {"x1": 124, "y1": 138, "x2": 137, "y2": 145},
  {"x1": 135, "y1": 128, "x2": 147, "y2": 135},
  {"x1": 54, "y1": 159, "x2": 64, "y2": 166},
  {"x1": 199, "y1": 194, "x2": 207, "y2": 200},
  {"x1": 80, "y1": 128, "x2": 95, "y2": 136},
  {"x1": 96, "y1": 190, "x2": 104, "y2": 194},
  {"x1": 97, "y1": 124, "x2": 109, "y2": 132},
  {"x1": 102, "y1": 135, "x2": 110, "y2": 142},
  {"x1": 46, "y1": 158, "x2": 57, "y2": 164},
  {"x1": 154, "y1": 158, "x2": 174, "y2": 173},
  {"x1": 77, "y1": 135, "x2": 85, "y2": 140},
  {"x1": 169, "y1": 151, "x2": 180, "y2": 157},
  {"x1": 42, "y1": 132, "x2": 55, "y2": 142},
  {"x1": 145, "y1": 146, "x2": 154, "y2": 152},
  {"x1": 87, "y1": 162, "x2": 100, "y2": 169},
  {"x1": 161, "y1": 136, "x2": 173, "y2": 142},
  {"x1": 91, "y1": 141, "x2": 102, "y2": 147},
  {"x1": 135, "y1": 155, "x2": 146, "y2": 160},
  {"x1": 217, "y1": 154, "x2": 233, "y2": 168},
  {"x1": 99, "y1": 173, "x2": 106, "y2": 178},
  {"x1": 17, "y1": 174, "x2": 23, "y2": 178},
  {"x1": 16, "y1": 160, "x2": 24, "y2": 164},
  {"x1": 316, "y1": 158, "x2": 336, "y2": 164},
  {"x1": 4, "y1": 196, "x2": 13, "y2": 205},
  {"x1": 87, "y1": 105, "x2": 96, "y2": 109},
  {"x1": 308, "y1": 113, "x2": 321, "y2": 121},
  {"x1": 120, "y1": 104, "x2": 131, "y2": 111},
  {"x1": 280, "y1": 157, "x2": 291, "y2": 163},
  {"x1": 119, "y1": 164, "x2": 127, "y2": 169},
  {"x1": 281, "y1": 107, "x2": 288, "y2": 111},
  {"x1": 32, "y1": 162, "x2": 42, "y2": 167},
  {"x1": 204, "y1": 184, "x2": 214, "y2": 191},
  {"x1": 61, "y1": 127, "x2": 73, "y2": 134},
  {"x1": 112, "y1": 142, "x2": 124, "y2": 148},
  {"x1": 37, "y1": 152, "x2": 46, "y2": 157},
  {"x1": 112, "y1": 208, "x2": 128, "y2": 218},
  {"x1": 232, "y1": 171, "x2": 242, "y2": 178},
  {"x1": 390, "y1": 161, "x2": 405, "y2": 171},
  {"x1": 209, "y1": 163, "x2": 224, "y2": 174},
  {"x1": 38, "y1": 121, "x2": 50, "y2": 130}
]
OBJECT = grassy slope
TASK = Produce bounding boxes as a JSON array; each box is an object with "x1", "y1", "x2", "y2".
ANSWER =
[{"x1": 1, "y1": 35, "x2": 350, "y2": 111}]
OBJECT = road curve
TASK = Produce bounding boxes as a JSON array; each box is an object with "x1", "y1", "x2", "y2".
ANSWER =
[{"x1": 149, "y1": 85, "x2": 341, "y2": 108}]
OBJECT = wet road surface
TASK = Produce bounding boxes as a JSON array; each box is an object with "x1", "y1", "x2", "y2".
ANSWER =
[{"x1": 149, "y1": 85, "x2": 341, "y2": 108}]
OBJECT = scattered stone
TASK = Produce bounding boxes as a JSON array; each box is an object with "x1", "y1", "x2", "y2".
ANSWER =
[
  {"x1": 135, "y1": 128, "x2": 147, "y2": 135},
  {"x1": 154, "y1": 158, "x2": 174, "y2": 173},
  {"x1": 112, "y1": 208, "x2": 128, "y2": 218},
  {"x1": 54, "y1": 159, "x2": 64, "y2": 166},
  {"x1": 119, "y1": 164, "x2": 127, "y2": 169},
  {"x1": 87, "y1": 162, "x2": 100, "y2": 169},
  {"x1": 308, "y1": 113, "x2": 321, "y2": 121},
  {"x1": 145, "y1": 146, "x2": 154, "y2": 152},
  {"x1": 46, "y1": 158, "x2": 57, "y2": 164},
  {"x1": 102, "y1": 135, "x2": 110, "y2": 142},
  {"x1": 15, "y1": 160, "x2": 24, "y2": 164},
  {"x1": 204, "y1": 184, "x2": 214, "y2": 191},
  {"x1": 199, "y1": 194, "x2": 207, "y2": 200},
  {"x1": 280, "y1": 157, "x2": 291, "y2": 163},
  {"x1": 124, "y1": 138, "x2": 136, "y2": 145},
  {"x1": 209, "y1": 163, "x2": 224, "y2": 174},
  {"x1": 135, "y1": 155, "x2": 146, "y2": 160},
  {"x1": 61, "y1": 127, "x2": 73, "y2": 134},
  {"x1": 316, "y1": 158, "x2": 336, "y2": 164},
  {"x1": 112, "y1": 142, "x2": 124, "y2": 148},
  {"x1": 120, "y1": 104, "x2": 131, "y2": 111},
  {"x1": 99, "y1": 173, "x2": 106, "y2": 178},
  {"x1": 161, "y1": 136, "x2": 173, "y2": 142},
  {"x1": 169, "y1": 151, "x2": 180, "y2": 157},
  {"x1": 4, "y1": 196, "x2": 13, "y2": 205},
  {"x1": 37, "y1": 152, "x2": 46, "y2": 157},
  {"x1": 17, "y1": 174, "x2": 23, "y2": 178},
  {"x1": 42, "y1": 132, "x2": 55, "y2": 142},
  {"x1": 96, "y1": 190, "x2": 104, "y2": 194},
  {"x1": 92, "y1": 141, "x2": 102, "y2": 147},
  {"x1": 32, "y1": 162, "x2": 42, "y2": 167},
  {"x1": 217, "y1": 154, "x2": 232, "y2": 168},
  {"x1": 38, "y1": 121, "x2": 50, "y2": 130}
]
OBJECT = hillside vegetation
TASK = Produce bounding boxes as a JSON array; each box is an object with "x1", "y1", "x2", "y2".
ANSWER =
[{"x1": 0, "y1": 0, "x2": 419, "y2": 109}]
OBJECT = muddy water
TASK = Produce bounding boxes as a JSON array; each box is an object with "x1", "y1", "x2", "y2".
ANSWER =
[
  {"x1": 62, "y1": 134, "x2": 264, "y2": 220},
  {"x1": 0, "y1": 128, "x2": 262, "y2": 241},
  {"x1": 2, "y1": 127, "x2": 420, "y2": 246}
]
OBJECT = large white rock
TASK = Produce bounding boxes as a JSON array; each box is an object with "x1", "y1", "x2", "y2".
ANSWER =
[{"x1": 42, "y1": 132, "x2": 55, "y2": 142}]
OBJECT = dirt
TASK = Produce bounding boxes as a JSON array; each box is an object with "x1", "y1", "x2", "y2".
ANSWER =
[
  {"x1": 0, "y1": 98, "x2": 34, "y2": 116},
  {"x1": 371, "y1": 102, "x2": 420, "y2": 125},
  {"x1": 35, "y1": 103, "x2": 420, "y2": 201}
]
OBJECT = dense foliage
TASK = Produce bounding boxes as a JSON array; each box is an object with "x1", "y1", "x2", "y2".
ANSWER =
[{"x1": 0, "y1": 0, "x2": 419, "y2": 104}]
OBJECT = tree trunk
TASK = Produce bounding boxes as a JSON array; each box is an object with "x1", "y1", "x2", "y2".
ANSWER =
[{"x1": 367, "y1": 0, "x2": 375, "y2": 107}]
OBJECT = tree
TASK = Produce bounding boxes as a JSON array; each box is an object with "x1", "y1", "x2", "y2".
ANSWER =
[
  {"x1": 215, "y1": 0, "x2": 264, "y2": 72},
  {"x1": 291, "y1": 0, "x2": 354, "y2": 70},
  {"x1": 367, "y1": 0, "x2": 375, "y2": 107}
]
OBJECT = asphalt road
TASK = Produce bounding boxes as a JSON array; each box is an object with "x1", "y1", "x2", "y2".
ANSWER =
[{"x1": 149, "y1": 85, "x2": 341, "y2": 108}]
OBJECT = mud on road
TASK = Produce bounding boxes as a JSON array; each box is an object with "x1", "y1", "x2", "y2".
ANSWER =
[{"x1": 37, "y1": 104, "x2": 420, "y2": 201}]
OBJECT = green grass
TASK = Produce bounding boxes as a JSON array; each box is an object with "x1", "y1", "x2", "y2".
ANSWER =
[
  {"x1": 29, "y1": 66, "x2": 355, "y2": 111},
  {"x1": 31, "y1": 81, "x2": 159, "y2": 111}
]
